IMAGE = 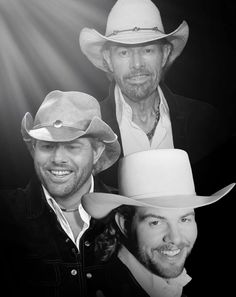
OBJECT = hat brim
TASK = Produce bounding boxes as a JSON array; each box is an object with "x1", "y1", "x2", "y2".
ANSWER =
[
  {"x1": 21, "y1": 112, "x2": 121, "y2": 174},
  {"x1": 79, "y1": 21, "x2": 189, "y2": 72},
  {"x1": 82, "y1": 183, "x2": 235, "y2": 219}
]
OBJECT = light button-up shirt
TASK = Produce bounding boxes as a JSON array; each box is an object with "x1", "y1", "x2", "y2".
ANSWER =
[
  {"x1": 115, "y1": 85, "x2": 174, "y2": 155},
  {"x1": 43, "y1": 176, "x2": 93, "y2": 250}
]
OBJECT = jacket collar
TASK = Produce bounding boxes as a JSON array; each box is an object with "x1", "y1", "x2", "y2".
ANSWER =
[
  {"x1": 23, "y1": 173, "x2": 111, "y2": 219},
  {"x1": 23, "y1": 174, "x2": 47, "y2": 219},
  {"x1": 105, "y1": 81, "x2": 188, "y2": 150},
  {"x1": 157, "y1": 82, "x2": 188, "y2": 149}
]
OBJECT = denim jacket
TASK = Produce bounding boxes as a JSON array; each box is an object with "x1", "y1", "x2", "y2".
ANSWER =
[{"x1": 0, "y1": 175, "x2": 107, "y2": 297}]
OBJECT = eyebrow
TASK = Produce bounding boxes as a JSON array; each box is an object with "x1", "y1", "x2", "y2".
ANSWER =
[{"x1": 139, "y1": 211, "x2": 195, "y2": 221}]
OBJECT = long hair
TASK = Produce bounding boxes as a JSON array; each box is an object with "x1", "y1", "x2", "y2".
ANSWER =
[{"x1": 94, "y1": 205, "x2": 136, "y2": 262}]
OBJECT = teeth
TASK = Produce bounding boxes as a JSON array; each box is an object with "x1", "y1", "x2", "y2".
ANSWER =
[
  {"x1": 161, "y1": 249, "x2": 180, "y2": 256},
  {"x1": 51, "y1": 170, "x2": 71, "y2": 176}
]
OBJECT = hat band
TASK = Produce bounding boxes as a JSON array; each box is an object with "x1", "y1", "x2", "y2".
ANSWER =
[
  {"x1": 107, "y1": 26, "x2": 163, "y2": 37},
  {"x1": 32, "y1": 118, "x2": 91, "y2": 130}
]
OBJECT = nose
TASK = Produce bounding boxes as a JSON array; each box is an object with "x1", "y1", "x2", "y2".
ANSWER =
[
  {"x1": 130, "y1": 49, "x2": 144, "y2": 70},
  {"x1": 51, "y1": 144, "x2": 68, "y2": 164},
  {"x1": 163, "y1": 224, "x2": 182, "y2": 245}
]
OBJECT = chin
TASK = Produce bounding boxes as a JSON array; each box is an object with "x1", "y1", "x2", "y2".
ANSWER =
[{"x1": 155, "y1": 263, "x2": 185, "y2": 279}]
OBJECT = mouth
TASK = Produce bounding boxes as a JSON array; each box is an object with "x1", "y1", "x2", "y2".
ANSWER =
[
  {"x1": 47, "y1": 169, "x2": 73, "y2": 183},
  {"x1": 50, "y1": 170, "x2": 72, "y2": 177},
  {"x1": 160, "y1": 249, "x2": 181, "y2": 257},
  {"x1": 154, "y1": 247, "x2": 186, "y2": 263},
  {"x1": 126, "y1": 73, "x2": 150, "y2": 83}
]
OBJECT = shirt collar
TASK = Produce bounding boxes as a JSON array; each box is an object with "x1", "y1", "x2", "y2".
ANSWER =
[
  {"x1": 43, "y1": 175, "x2": 94, "y2": 225},
  {"x1": 114, "y1": 84, "x2": 169, "y2": 125},
  {"x1": 118, "y1": 245, "x2": 191, "y2": 297}
]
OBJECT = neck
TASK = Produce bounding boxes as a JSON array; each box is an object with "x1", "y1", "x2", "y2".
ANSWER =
[
  {"x1": 123, "y1": 89, "x2": 160, "y2": 116},
  {"x1": 123, "y1": 90, "x2": 160, "y2": 136}
]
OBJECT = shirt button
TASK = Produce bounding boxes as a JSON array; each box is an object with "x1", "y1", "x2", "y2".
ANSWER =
[
  {"x1": 86, "y1": 273, "x2": 92, "y2": 279},
  {"x1": 84, "y1": 241, "x2": 90, "y2": 247},
  {"x1": 71, "y1": 269, "x2": 77, "y2": 276}
]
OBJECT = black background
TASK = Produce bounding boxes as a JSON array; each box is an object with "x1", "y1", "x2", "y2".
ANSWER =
[{"x1": 0, "y1": 0, "x2": 235, "y2": 295}]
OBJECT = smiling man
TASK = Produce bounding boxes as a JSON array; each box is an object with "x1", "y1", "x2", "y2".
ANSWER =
[
  {"x1": 79, "y1": 0, "x2": 229, "y2": 189},
  {"x1": 0, "y1": 90, "x2": 120, "y2": 297},
  {"x1": 82, "y1": 149, "x2": 234, "y2": 297},
  {"x1": 126, "y1": 207, "x2": 197, "y2": 280}
]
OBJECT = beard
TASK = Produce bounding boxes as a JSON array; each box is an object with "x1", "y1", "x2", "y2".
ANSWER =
[
  {"x1": 129, "y1": 239, "x2": 193, "y2": 279},
  {"x1": 114, "y1": 70, "x2": 160, "y2": 102},
  {"x1": 35, "y1": 161, "x2": 93, "y2": 201}
]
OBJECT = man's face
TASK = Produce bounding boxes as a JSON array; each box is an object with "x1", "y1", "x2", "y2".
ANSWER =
[
  {"x1": 33, "y1": 138, "x2": 102, "y2": 201},
  {"x1": 128, "y1": 207, "x2": 197, "y2": 278},
  {"x1": 104, "y1": 41, "x2": 170, "y2": 102}
]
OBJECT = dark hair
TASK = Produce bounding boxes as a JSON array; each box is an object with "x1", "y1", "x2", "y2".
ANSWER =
[{"x1": 94, "y1": 205, "x2": 136, "y2": 262}]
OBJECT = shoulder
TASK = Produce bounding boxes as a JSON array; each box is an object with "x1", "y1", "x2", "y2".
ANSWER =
[
  {"x1": 87, "y1": 256, "x2": 148, "y2": 297},
  {"x1": 0, "y1": 177, "x2": 43, "y2": 221},
  {"x1": 170, "y1": 92, "x2": 218, "y2": 116},
  {"x1": 0, "y1": 187, "x2": 28, "y2": 226},
  {"x1": 94, "y1": 176, "x2": 118, "y2": 193},
  {"x1": 162, "y1": 84, "x2": 226, "y2": 132},
  {"x1": 0, "y1": 187, "x2": 27, "y2": 208},
  {"x1": 161, "y1": 83, "x2": 219, "y2": 115},
  {"x1": 99, "y1": 83, "x2": 115, "y2": 110}
]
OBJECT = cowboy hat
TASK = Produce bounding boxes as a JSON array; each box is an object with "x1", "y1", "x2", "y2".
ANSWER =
[
  {"x1": 21, "y1": 90, "x2": 121, "y2": 174},
  {"x1": 79, "y1": 0, "x2": 189, "y2": 72},
  {"x1": 82, "y1": 149, "x2": 235, "y2": 218}
]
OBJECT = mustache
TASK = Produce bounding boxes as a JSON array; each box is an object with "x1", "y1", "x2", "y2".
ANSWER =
[
  {"x1": 155, "y1": 242, "x2": 190, "y2": 252},
  {"x1": 124, "y1": 70, "x2": 151, "y2": 79}
]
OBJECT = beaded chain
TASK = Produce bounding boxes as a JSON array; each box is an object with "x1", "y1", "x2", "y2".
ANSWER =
[{"x1": 146, "y1": 103, "x2": 160, "y2": 141}]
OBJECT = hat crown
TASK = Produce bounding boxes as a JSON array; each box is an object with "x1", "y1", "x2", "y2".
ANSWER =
[
  {"x1": 105, "y1": 0, "x2": 164, "y2": 36},
  {"x1": 21, "y1": 90, "x2": 121, "y2": 174},
  {"x1": 34, "y1": 90, "x2": 101, "y2": 129},
  {"x1": 118, "y1": 149, "x2": 195, "y2": 198}
]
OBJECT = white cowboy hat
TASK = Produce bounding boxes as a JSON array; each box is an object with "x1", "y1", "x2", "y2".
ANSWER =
[
  {"x1": 79, "y1": 0, "x2": 189, "y2": 72},
  {"x1": 82, "y1": 149, "x2": 235, "y2": 218},
  {"x1": 21, "y1": 90, "x2": 121, "y2": 174}
]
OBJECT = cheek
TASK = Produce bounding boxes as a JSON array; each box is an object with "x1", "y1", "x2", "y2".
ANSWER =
[
  {"x1": 73, "y1": 151, "x2": 94, "y2": 171},
  {"x1": 151, "y1": 60, "x2": 163, "y2": 75},
  {"x1": 34, "y1": 153, "x2": 47, "y2": 170},
  {"x1": 111, "y1": 58, "x2": 129, "y2": 76},
  {"x1": 186, "y1": 224, "x2": 198, "y2": 245},
  {"x1": 136, "y1": 227, "x2": 162, "y2": 248}
]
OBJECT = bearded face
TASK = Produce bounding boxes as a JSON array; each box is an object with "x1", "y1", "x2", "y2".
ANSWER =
[
  {"x1": 104, "y1": 42, "x2": 171, "y2": 103},
  {"x1": 124, "y1": 206, "x2": 197, "y2": 278}
]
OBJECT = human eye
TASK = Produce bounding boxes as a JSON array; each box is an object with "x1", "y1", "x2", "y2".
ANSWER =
[
  {"x1": 143, "y1": 46, "x2": 155, "y2": 54},
  {"x1": 181, "y1": 214, "x2": 195, "y2": 223},
  {"x1": 66, "y1": 143, "x2": 82, "y2": 151},
  {"x1": 148, "y1": 218, "x2": 162, "y2": 227},
  {"x1": 117, "y1": 48, "x2": 129, "y2": 57},
  {"x1": 145, "y1": 47, "x2": 152, "y2": 53},
  {"x1": 38, "y1": 141, "x2": 54, "y2": 151}
]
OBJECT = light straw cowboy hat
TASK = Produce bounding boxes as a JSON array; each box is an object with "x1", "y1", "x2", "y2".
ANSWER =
[
  {"x1": 82, "y1": 149, "x2": 235, "y2": 218},
  {"x1": 79, "y1": 0, "x2": 189, "y2": 72},
  {"x1": 21, "y1": 90, "x2": 121, "y2": 174}
]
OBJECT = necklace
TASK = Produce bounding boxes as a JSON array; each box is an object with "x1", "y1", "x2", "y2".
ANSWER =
[
  {"x1": 146, "y1": 101, "x2": 160, "y2": 141},
  {"x1": 60, "y1": 206, "x2": 79, "y2": 213}
]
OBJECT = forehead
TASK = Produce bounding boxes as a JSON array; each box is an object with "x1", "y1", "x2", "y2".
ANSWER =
[
  {"x1": 36, "y1": 137, "x2": 92, "y2": 145},
  {"x1": 135, "y1": 206, "x2": 195, "y2": 220}
]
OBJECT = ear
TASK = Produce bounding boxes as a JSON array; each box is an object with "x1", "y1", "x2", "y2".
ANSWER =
[
  {"x1": 93, "y1": 142, "x2": 105, "y2": 165},
  {"x1": 103, "y1": 49, "x2": 114, "y2": 72},
  {"x1": 115, "y1": 212, "x2": 127, "y2": 236},
  {"x1": 161, "y1": 43, "x2": 172, "y2": 68},
  {"x1": 26, "y1": 139, "x2": 36, "y2": 158}
]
